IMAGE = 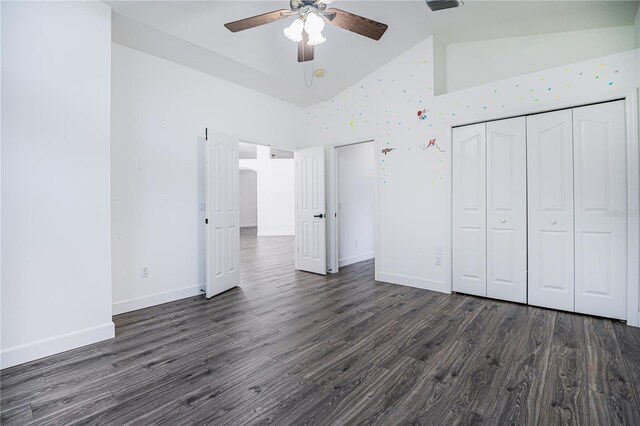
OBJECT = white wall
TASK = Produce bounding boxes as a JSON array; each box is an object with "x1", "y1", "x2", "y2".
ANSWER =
[
  {"x1": 446, "y1": 25, "x2": 638, "y2": 92},
  {"x1": 303, "y1": 36, "x2": 639, "y2": 294},
  {"x1": 111, "y1": 44, "x2": 301, "y2": 315},
  {"x1": 636, "y1": 8, "x2": 640, "y2": 317},
  {"x1": 239, "y1": 169, "x2": 257, "y2": 227},
  {"x1": 1, "y1": 1, "x2": 113, "y2": 368},
  {"x1": 337, "y1": 142, "x2": 375, "y2": 267},
  {"x1": 240, "y1": 146, "x2": 295, "y2": 237}
]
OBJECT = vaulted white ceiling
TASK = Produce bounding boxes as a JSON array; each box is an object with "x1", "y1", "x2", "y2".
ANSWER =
[{"x1": 109, "y1": 0, "x2": 639, "y2": 106}]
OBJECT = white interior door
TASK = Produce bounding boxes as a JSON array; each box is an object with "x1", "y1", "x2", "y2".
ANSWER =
[
  {"x1": 527, "y1": 110, "x2": 575, "y2": 312},
  {"x1": 206, "y1": 130, "x2": 240, "y2": 298},
  {"x1": 295, "y1": 146, "x2": 326, "y2": 275},
  {"x1": 486, "y1": 117, "x2": 527, "y2": 303},
  {"x1": 573, "y1": 101, "x2": 627, "y2": 320},
  {"x1": 452, "y1": 123, "x2": 487, "y2": 297}
]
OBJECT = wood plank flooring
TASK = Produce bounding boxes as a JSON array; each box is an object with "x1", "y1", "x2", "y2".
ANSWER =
[{"x1": 2, "y1": 226, "x2": 640, "y2": 425}]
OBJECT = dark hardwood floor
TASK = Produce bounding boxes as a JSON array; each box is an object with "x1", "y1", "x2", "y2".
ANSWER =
[{"x1": 2, "y1": 226, "x2": 640, "y2": 425}]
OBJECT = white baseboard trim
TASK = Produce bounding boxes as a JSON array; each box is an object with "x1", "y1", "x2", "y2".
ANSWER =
[
  {"x1": 1, "y1": 322, "x2": 115, "y2": 369},
  {"x1": 339, "y1": 251, "x2": 375, "y2": 268},
  {"x1": 112, "y1": 284, "x2": 205, "y2": 315},
  {"x1": 257, "y1": 232, "x2": 294, "y2": 237},
  {"x1": 377, "y1": 272, "x2": 450, "y2": 294},
  {"x1": 632, "y1": 312, "x2": 640, "y2": 328},
  {"x1": 240, "y1": 224, "x2": 257, "y2": 228}
]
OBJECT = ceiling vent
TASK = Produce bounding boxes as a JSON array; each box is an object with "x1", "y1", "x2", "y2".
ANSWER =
[{"x1": 425, "y1": 0, "x2": 463, "y2": 11}]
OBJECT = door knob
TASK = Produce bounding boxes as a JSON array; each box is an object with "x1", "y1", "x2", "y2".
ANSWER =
[
  {"x1": 550, "y1": 220, "x2": 557, "y2": 225},
  {"x1": 314, "y1": 214, "x2": 325, "y2": 219},
  {"x1": 499, "y1": 219, "x2": 506, "y2": 223}
]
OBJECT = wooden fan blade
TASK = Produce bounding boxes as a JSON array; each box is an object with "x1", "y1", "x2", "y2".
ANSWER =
[
  {"x1": 324, "y1": 8, "x2": 388, "y2": 41},
  {"x1": 224, "y1": 9, "x2": 290, "y2": 32},
  {"x1": 298, "y1": 32, "x2": 314, "y2": 62}
]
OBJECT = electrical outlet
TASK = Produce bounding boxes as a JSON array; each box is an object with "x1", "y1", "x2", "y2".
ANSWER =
[
  {"x1": 435, "y1": 246, "x2": 443, "y2": 256},
  {"x1": 141, "y1": 267, "x2": 149, "y2": 278},
  {"x1": 435, "y1": 256, "x2": 442, "y2": 266}
]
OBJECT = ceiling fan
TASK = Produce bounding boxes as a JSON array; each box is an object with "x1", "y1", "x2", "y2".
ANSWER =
[{"x1": 224, "y1": 0, "x2": 388, "y2": 63}]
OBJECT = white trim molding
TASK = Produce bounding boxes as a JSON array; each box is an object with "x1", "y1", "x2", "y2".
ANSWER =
[
  {"x1": 1, "y1": 322, "x2": 115, "y2": 369},
  {"x1": 377, "y1": 272, "x2": 449, "y2": 293},
  {"x1": 112, "y1": 284, "x2": 205, "y2": 315},
  {"x1": 339, "y1": 251, "x2": 375, "y2": 268},
  {"x1": 625, "y1": 88, "x2": 640, "y2": 327}
]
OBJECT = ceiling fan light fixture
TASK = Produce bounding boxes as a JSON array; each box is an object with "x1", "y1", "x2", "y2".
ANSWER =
[
  {"x1": 304, "y1": 12, "x2": 326, "y2": 46},
  {"x1": 304, "y1": 12, "x2": 325, "y2": 34},
  {"x1": 283, "y1": 18, "x2": 304, "y2": 42},
  {"x1": 306, "y1": 31, "x2": 326, "y2": 46}
]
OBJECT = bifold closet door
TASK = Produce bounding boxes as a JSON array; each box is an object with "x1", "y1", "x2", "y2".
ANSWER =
[
  {"x1": 527, "y1": 109, "x2": 575, "y2": 312},
  {"x1": 452, "y1": 123, "x2": 487, "y2": 297},
  {"x1": 486, "y1": 117, "x2": 527, "y2": 303},
  {"x1": 573, "y1": 101, "x2": 627, "y2": 320}
]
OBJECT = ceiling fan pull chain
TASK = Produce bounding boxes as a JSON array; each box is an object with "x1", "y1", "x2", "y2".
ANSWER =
[{"x1": 303, "y1": 49, "x2": 315, "y2": 88}]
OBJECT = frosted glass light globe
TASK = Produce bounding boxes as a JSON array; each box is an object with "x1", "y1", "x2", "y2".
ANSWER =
[
  {"x1": 304, "y1": 13, "x2": 326, "y2": 45},
  {"x1": 283, "y1": 18, "x2": 304, "y2": 42}
]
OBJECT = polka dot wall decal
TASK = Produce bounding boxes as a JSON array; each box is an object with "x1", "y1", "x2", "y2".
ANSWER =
[
  {"x1": 609, "y1": 82, "x2": 614, "y2": 86},
  {"x1": 595, "y1": 75, "x2": 599, "y2": 79},
  {"x1": 615, "y1": 70, "x2": 619, "y2": 73},
  {"x1": 547, "y1": 87, "x2": 551, "y2": 91}
]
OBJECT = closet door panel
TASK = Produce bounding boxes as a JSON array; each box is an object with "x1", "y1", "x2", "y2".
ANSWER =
[
  {"x1": 573, "y1": 100, "x2": 627, "y2": 319},
  {"x1": 486, "y1": 117, "x2": 527, "y2": 303},
  {"x1": 527, "y1": 110, "x2": 574, "y2": 311},
  {"x1": 453, "y1": 123, "x2": 487, "y2": 297}
]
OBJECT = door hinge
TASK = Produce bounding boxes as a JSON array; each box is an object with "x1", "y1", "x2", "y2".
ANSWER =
[
  {"x1": 205, "y1": 128, "x2": 208, "y2": 141},
  {"x1": 205, "y1": 218, "x2": 208, "y2": 224}
]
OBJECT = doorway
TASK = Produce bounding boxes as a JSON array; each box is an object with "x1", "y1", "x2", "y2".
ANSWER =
[
  {"x1": 329, "y1": 140, "x2": 377, "y2": 274},
  {"x1": 237, "y1": 141, "x2": 296, "y2": 280},
  {"x1": 206, "y1": 134, "x2": 297, "y2": 297},
  {"x1": 239, "y1": 168, "x2": 258, "y2": 229}
]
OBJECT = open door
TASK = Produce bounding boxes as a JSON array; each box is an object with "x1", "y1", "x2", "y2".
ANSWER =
[
  {"x1": 205, "y1": 130, "x2": 240, "y2": 298},
  {"x1": 295, "y1": 146, "x2": 327, "y2": 275}
]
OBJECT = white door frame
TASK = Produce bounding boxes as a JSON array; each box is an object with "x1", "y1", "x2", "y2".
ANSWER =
[
  {"x1": 446, "y1": 89, "x2": 640, "y2": 327},
  {"x1": 327, "y1": 137, "x2": 378, "y2": 277}
]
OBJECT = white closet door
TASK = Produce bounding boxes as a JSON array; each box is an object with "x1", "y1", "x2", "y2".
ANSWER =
[
  {"x1": 573, "y1": 101, "x2": 627, "y2": 320},
  {"x1": 486, "y1": 117, "x2": 527, "y2": 303},
  {"x1": 527, "y1": 110, "x2": 575, "y2": 312},
  {"x1": 453, "y1": 123, "x2": 487, "y2": 297}
]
